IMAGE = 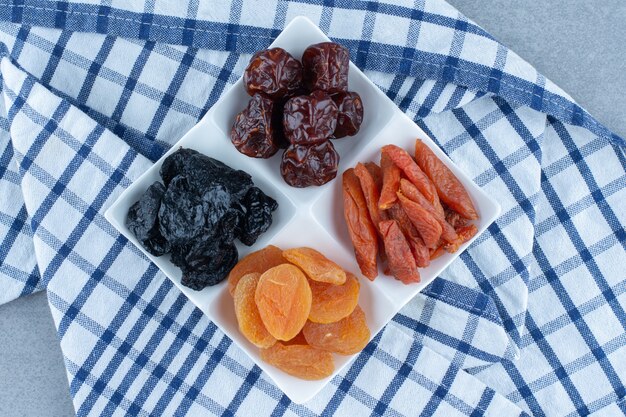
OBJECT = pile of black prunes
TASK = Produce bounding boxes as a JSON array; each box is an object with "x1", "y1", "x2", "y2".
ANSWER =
[{"x1": 126, "y1": 148, "x2": 278, "y2": 290}]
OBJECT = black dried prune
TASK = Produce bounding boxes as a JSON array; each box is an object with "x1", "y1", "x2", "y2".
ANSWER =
[
  {"x1": 283, "y1": 91, "x2": 338, "y2": 145},
  {"x1": 302, "y1": 42, "x2": 349, "y2": 93},
  {"x1": 239, "y1": 187, "x2": 278, "y2": 246},
  {"x1": 126, "y1": 181, "x2": 170, "y2": 256},
  {"x1": 173, "y1": 238, "x2": 238, "y2": 290},
  {"x1": 280, "y1": 141, "x2": 340, "y2": 187},
  {"x1": 244, "y1": 48, "x2": 303, "y2": 100},
  {"x1": 158, "y1": 175, "x2": 206, "y2": 245},
  {"x1": 231, "y1": 94, "x2": 280, "y2": 158},
  {"x1": 332, "y1": 91, "x2": 364, "y2": 138},
  {"x1": 182, "y1": 152, "x2": 253, "y2": 200},
  {"x1": 160, "y1": 147, "x2": 199, "y2": 186}
]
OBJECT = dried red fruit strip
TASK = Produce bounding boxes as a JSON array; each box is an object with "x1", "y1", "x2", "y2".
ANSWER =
[
  {"x1": 354, "y1": 163, "x2": 385, "y2": 235},
  {"x1": 410, "y1": 234, "x2": 430, "y2": 268},
  {"x1": 378, "y1": 220, "x2": 421, "y2": 284},
  {"x1": 430, "y1": 244, "x2": 446, "y2": 260},
  {"x1": 343, "y1": 169, "x2": 379, "y2": 280},
  {"x1": 397, "y1": 193, "x2": 443, "y2": 249},
  {"x1": 444, "y1": 224, "x2": 478, "y2": 253},
  {"x1": 400, "y1": 179, "x2": 458, "y2": 243},
  {"x1": 378, "y1": 152, "x2": 401, "y2": 209},
  {"x1": 386, "y1": 203, "x2": 428, "y2": 267},
  {"x1": 414, "y1": 139, "x2": 478, "y2": 220},
  {"x1": 382, "y1": 144, "x2": 437, "y2": 204},
  {"x1": 445, "y1": 208, "x2": 467, "y2": 229},
  {"x1": 364, "y1": 162, "x2": 383, "y2": 189}
]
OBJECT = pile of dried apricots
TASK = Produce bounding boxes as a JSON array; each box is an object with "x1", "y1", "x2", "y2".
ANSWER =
[
  {"x1": 228, "y1": 245, "x2": 370, "y2": 380},
  {"x1": 343, "y1": 139, "x2": 480, "y2": 284}
]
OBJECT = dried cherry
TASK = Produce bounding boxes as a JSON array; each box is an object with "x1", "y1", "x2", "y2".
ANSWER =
[
  {"x1": 243, "y1": 48, "x2": 303, "y2": 100},
  {"x1": 302, "y1": 42, "x2": 349, "y2": 93},
  {"x1": 280, "y1": 140, "x2": 339, "y2": 187},
  {"x1": 283, "y1": 91, "x2": 338, "y2": 145},
  {"x1": 231, "y1": 93, "x2": 280, "y2": 158},
  {"x1": 332, "y1": 91, "x2": 363, "y2": 138}
]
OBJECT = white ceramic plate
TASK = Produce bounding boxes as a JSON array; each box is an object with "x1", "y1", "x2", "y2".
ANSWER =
[{"x1": 105, "y1": 16, "x2": 501, "y2": 404}]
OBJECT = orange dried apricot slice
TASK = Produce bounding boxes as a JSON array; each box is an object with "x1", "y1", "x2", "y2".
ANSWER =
[
  {"x1": 255, "y1": 264, "x2": 312, "y2": 341},
  {"x1": 234, "y1": 273, "x2": 276, "y2": 348},
  {"x1": 303, "y1": 305, "x2": 371, "y2": 355},
  {"x1": 282, "y1": 247, "x2": 347, "y2": 285},
  {"x1": 227, "y1": 245, "x2": 285, "y2": 296},
  {"x1": 309, "y1": 272, "x2": 360, "y2": 324},
  {"x1": 260, "y1": 342, "x2": 334, "y2": 380}
]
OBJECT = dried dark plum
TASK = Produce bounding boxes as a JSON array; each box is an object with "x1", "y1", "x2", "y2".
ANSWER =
[
  {"x1": 182, "y1": 152, "x2": 253, "y2": 200},
  {"x1": 160, "y1": 147, "x2": 199, "y2": 186},
  {"x1": 231, "y1": 94, "x2": 280, "y2": 158},
  {"x1": 173, "y1": 238, "x2": 239, "y2": 290},
  {"x1": 332, "y1": 91, "x2": 363, "y2": 138},
  {"x1": 126, "y1": 181, "x2": 170, "y2": 256},
  {"x1": 280, "y1": 141, "x2": 340, "y2": 187},
  {"x1": 302, "y1": 42, "x2": 349, "y2": 93},
  {"x1": 239, "y1": 187, "x2": 278, "y2": 246},
  {"x1": 158, "y1": 175, "x2": 206, "y2": 245},
  {"x1": 244, "y1": 48, "x2": 303, "y2": 100},
  {"x1": 283, "y1": 91, "x2": 338, "y2": 145}
]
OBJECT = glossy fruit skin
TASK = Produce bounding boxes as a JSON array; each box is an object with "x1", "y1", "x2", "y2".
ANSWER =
[
  {"x1": 397, "y1": 193, "x2": 442, "y2": 249},
  {"x1": 238, "y1": 186, "x2": 278, "y2": 246},
  {"x1": 126, "y1": 181, "x2": 170, "y2": 256},
  {"x1": 378, "y1": 220, "x2": 421, "y2": 284},
  {"x1": 283, "y1": 91, "x2": 338, "y2": 145},
  {"x1": 302, "y1": 42, "x2": 350, "y2": 93},
  {"x1": 234, "y1": 273, "x2": 277, "y2": 348},
  {"x1": 378, "y1": 152, "x2": 401, "y2": 210},
  {"x1": 255, "y1": 264, "x2": 312, "y2": 341},
  {"x1": 244, "y1": 48, "x2": 303, "y2": 100},
  {"x1": 342, "y1": 169, "x2": 379, "y2": 280},
  {"x1": 414, "y1": 139, "x2": 478, "y2": 220},
  {"x1": 231, "y1": 93, "x2": 280, "y2": 158},
  {"x1": 260, "y1": 342, "x2": 334, "y2": 380},
  {"x1": 227, "y1": 245, "x2": 285, "y2": 296},
  {"x1": 280, "y1": 141, "x2": 340, "y2": 187},
  {"x1": 282, "y1": 247, "x2": 347, "y2": 285},
  {"x1": 308, "y1": 272, "x2": 360, "y2": 324},
  {"x1": 332, "y1": 91, "x2": 363, "y2": 138},
  {"x1": 303, "y1": 305, "x2": 370, "y2": 355}
]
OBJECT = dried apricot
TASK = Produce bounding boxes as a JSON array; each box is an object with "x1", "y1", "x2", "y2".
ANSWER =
[
  {"x1": 397, "y1": 193, "x2": 442, "y2": 249},
  {"x1": 378, "y1": 152, "x2": 401, "y2": 209},
  {"x1": 283, "y1": 247, "x2": 348, "y2": 285},
  {"x1": 309, "y1": 272, "x2": 360, "y2": 324},
  {"x1": 444, "y1": 224, "x2": 478, "y2": 253},
  {"x1": 400, "y1": 179, "x2": 458, "y2": 243},
  {"x1": 282, "y1": 331, "x2": 308, "y2": 345},
  {"x1": 255, "y1": 264, "x2": 312, "y2": 340},
  {"x1": 303, "y1": 305, "x2": 370, "y2": 355},
  {"x1": 260, "y1": 342, "x2": 334, "y2": 380},
  {"x1": 414, "y1": 139, "x2": 478, "y2": 220},
  {"x1": 234, "y1": 273, "x2": 276, "y2": 348},
  {"x1": 379, "y1": 220, "x2": 421, "y2": 284},
  {"x1": 227, "y1": 245, "x2": 285, "y2": 296},
  {"x1": 382, "y1": 144, "x2": 437, "y2": 204}
]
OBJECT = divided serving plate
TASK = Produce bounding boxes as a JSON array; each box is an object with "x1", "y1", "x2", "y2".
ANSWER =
[{"x1": 105, "y1": 16, "x2": 501, "y2": 404}]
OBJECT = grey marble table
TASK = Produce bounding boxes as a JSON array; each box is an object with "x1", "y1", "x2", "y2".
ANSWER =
[{"x1": 1, "y1": 1, "x2": 624, "y2": 415}]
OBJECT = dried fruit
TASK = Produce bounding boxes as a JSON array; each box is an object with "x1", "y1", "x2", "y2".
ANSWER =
[
  {"x1": 332, "y1": 91, "x2": 364, "y2": 138},
  {"x1": 445, "y1": 208, "x2": 467, "y2": 229},
  {"x1": 283, "y1": 91, "x2": 338, "y2": 145},
  {"x1": 309, "y1": 272, "x2": 360, "y2": 323},
  {"x1": 255, "y1": 264, "x2": 312, "y2": 341},
  {"x1": 234, "y1": 273, "x2": 277, "y2": 348},
  {"x1": 126, "y1": 181, "x2": 170, "y2": 256},
  {"x1": 382, "y1": 144, "x2": 437, "y2": 205},
  {"x1": 342, "y1": 169, "x2": 379, "y2": 280},
  {"x1": 397, "y1": 193, "x2": 443, "y2": 249},
  {"x1": 379, "y1": 220, "x2": 420, "y2": 284},
  {"x1": 172, "y1": 238, "x2": 238, "y2": 290},
  {"x1": 303, "y1": 305, "x2": 370, "y2": 355},
  {"x1": 430, "y1": 244, "x2": 446, "y2": 260},
  {"x1": 386, "y1": 204, "x2": 429, "y2": 268},
  {"x1": 231, "y1": 93, "x2": 280, "y2": 158},
  {"x1": 414, "y1": 139, "x2": 478, "y2": 220},
  {"x1": 354, "y1": 163, "x2": 384, "y2": 235},
  {"x1": 282, "y1": 247, "x2": 347, "y2": 285},
  {"x1": 302, "y1": 42, "x2": 349, "y2": 93},
  {"x1": 364, "y1": 161, "x2": 383, "y2": 189},
  {"x1": 244, "y1": 48, "x2": 303, "y2": 100},
  {"x1": 444, "y1": 224, "x2": 478, "y2": 253},
  {"x1": 227, "y1": 245, "x2": 285, "y2": 296},
  {"x1": 378, "y1": 152, "x2": 401, "y2": 209},
  {"x1": 282, "y1": 331, "x2": 308, "y2": 346},
  {"x1": 400, "y1": 179, "x2": 458, "y2": 243},
  {"x1": 260, "y1": 342, "x2": 334, "y2": 380},
  {"x1": 238, "y1": 187, "x2": 278, "y2": 246},
  {"x1": 280, "y1": 141, "x2": 340, "y2": 188}
]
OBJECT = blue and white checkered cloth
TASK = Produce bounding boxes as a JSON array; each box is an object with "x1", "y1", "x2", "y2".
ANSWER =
[{"x1": 0, "y1": 1, "x2": 624, "y2": 416}]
